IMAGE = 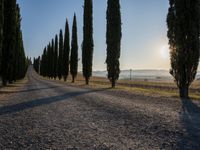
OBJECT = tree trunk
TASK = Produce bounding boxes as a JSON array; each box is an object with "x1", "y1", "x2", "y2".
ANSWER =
[
  {"x1": 85, "y1": 77, "x2": 89, "y2": 85},
  {"x1": 64, "y1": 76, "x2": 67, "y2": 82},
  {"x1": 179, "y1": 86, "x2": 189, "y2": 99},
  {"x1": 111, "y1": 78, "x2": 115, "y2": 88},
  {"x1": 72, "y1": 76, "x2": 75, "y2": 83},
  {"x1": 2, "y1": 79, "x2": 7, "y2": 86}
]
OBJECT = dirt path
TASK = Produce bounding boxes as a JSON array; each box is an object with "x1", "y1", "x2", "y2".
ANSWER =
[{"x1": 0, "y1": 67, "x2": 200, "y2": 149}]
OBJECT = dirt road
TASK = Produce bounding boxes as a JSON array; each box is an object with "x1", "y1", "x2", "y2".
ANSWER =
[{"x1": 0, "y1": 67, "x2": 200, "y2": 149}]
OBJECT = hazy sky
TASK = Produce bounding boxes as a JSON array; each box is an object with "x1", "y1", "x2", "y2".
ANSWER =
[{"x1": 17, "y1": 0, "x2": 199, "y2": 71}]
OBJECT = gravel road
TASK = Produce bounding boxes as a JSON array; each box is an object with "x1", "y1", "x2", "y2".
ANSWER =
[{"x1": 0, "y1": 67, "x2": 200, "y2": 150}]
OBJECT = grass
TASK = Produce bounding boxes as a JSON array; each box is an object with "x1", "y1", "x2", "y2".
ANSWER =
[
  {"x1": 39, "y1": 73, "x2": 200, "y2": 100},
  {"x1": 117, "y1": 85, "x2": 200, "y2": 100}
]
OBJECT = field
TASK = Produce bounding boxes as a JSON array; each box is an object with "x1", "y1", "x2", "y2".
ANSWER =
[{"x1": 46, "y1": 73, "x2": 200, "y2": 100}]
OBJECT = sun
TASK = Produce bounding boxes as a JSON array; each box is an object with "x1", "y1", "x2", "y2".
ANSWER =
[{"x1": 160, "y1": 45, "x2": 170, "y2": 59}]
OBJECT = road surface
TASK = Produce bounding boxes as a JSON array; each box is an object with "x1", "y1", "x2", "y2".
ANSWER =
[{"x1": 0, "y1": 67, "x2": 200, "y2": 149}]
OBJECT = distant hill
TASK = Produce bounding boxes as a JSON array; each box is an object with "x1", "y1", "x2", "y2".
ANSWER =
[
  {"x1": 93, "y1": 70, "x2": 171, "y2": 80},
  {"x1": 93, "y1": 70, "x2": 200, "y2": 81}
]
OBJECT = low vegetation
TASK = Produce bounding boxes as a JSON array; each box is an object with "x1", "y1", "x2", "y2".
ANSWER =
[{"x1": 39, "y1": 72, "x2": 200, "y2": 100}]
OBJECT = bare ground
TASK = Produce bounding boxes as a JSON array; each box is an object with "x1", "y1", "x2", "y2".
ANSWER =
[{"x1": 0, "y1": 67, "x2": 200, "y2": 150}]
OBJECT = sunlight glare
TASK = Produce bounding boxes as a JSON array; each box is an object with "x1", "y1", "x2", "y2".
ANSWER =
[{"x1": 160, "y1": 45, "x2": 170, "y2": 59}]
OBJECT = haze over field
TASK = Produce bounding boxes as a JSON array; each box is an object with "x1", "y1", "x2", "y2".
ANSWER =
[{"x1": 92, "y1": 70, "x2": 200, "y2": 80}]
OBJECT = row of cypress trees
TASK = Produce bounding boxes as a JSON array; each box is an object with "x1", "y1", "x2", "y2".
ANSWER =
[
  {"x1": 82, "y1": 0, "x2": 122, "y2": 87},
  {"x1": 34, "y1": 14, "x2": 78, "y2": 83},
  {"x1": 0, "y1": 0, "x2": 3, "y2": 74},
  {"x1": 0, "y1": 0, "x2": 28, "y2": 86},
  {"x1": 34, "y1": 0, "x2": 200, "y2": 98},
  {"x1": 34, "y1": 0, "x2": 122, "y2": 87}
]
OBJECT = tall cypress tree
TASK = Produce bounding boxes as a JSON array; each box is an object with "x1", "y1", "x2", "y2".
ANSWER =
[
  {"x1": 51, "y1": 39, "x2": 54, "y2": 78},
  {"x1": 70, "y1": 14, "x2": 78, "y2": 83},
  {"x1": 33, "y1": 56, "x2": 40, "y2": 73},
  {"x1": 47, "y1": 42, "x2": 51, "y2": 78},
  {"x1": 54, "y1": 34, "x2": 58, "y2": 79},
  {"x1": 33, "y1": 57, "x2": 36, "y2": 71},
  {"x1": 106, "y1": 0, "x2": 122, "y2": 88},
  {"x1": 63, "y1": 18, "x2": 70, "y2": 81},
  {"x1": 41, "y1": 47, "x2": 47, "y2": 77},
  {"x1": 40, "y1": 48, "x2": 45, "y2": 76},
  {"x1": 13, "y1": 4, "x2": 21, "y2": 81},
  {"x1": 82, "y1": 0, "x2": 94, "y2": 85},
  {"x1": 58, "y1": 29, "x2": 63, "y2": 80},
  {"x1": 9, "y1": 0, "x2": 17, "y2": 83},
  {"x1": 18, "y1": 30, "x2": 27, "y2": 79},
  {"x1": 2, "y1": 0, "x2": 17, "y2": 85},
  {"x1": 0, "y1": 0, "x2": 3, "y2": 75},
  {"x1": 167, "y1": 0, "x2": 200, "y2": 98}
]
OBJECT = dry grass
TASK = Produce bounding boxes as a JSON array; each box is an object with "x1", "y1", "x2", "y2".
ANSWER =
[{"x1": 39, "y1": 73, "x2": 200, "y2": 100}]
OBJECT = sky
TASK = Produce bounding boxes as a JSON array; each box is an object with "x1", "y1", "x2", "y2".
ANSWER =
[{"x1": 16, "y1": 0, "x2": 200, "y2": 71}]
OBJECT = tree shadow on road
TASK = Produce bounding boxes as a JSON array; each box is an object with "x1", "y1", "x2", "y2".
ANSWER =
[
  {"x1": 0, "y1": 86, "x2": 63, "y2": 94},
  {"x1": 0, "y1": 88, "x2": 110, "y2": 116},
  {"x1": 178, "y1": 98, "x2": 200, "y2": 149}
]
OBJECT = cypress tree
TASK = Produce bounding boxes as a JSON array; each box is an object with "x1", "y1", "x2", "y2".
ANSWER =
[
  {"x1": 47, "y1": 43, "x2": 51, "y2": 78},
  {"x1": 46, "y1": 44, "x2": 49, "y2": 77},
  {"x1": 51, "y1": 39, "x2": 54, "y2": 78},
  {"x1": 70, "y1": 14, "x2": 78, "y2": 83},
  {"x1": 167, "y1": 0, "x2": 200, "y2": 98},
  {"x1": 41, "y1": 47, "x2": 47, "y2": 77},
  {"x1": 82, "y1": 0, "x2": 94, "y2": 85},
  {"x1": 33, "y1": 57, "x2": 36, "y2": 71},
  {"x1": 58, "y1": 30, "x2": 63, "y2": 80},
  {"x1": 63, "y1": 18, "x2": 70, "y2": 81},
  {"x1": 46, "y1": 41, "x2": 53, "y2": 78},
  {"x1": 0, "y1": 0, "x2": 3, "y2": 75},
  {"x1": 40, "y1": 55, "x2": 43, "y2": 76},
  {"x1": 43, "y1": 47, "x2": 47, "y2": 77},
  {"x1": 2, "y1": 0, "x2": 17, "y2": 85},
  {"x1": 18, "y1": 31, "x2": 26, "y2": 79},
  {"x1": 11, "y1": 4, "x2": 27, "y2": 81},
  {"x1": 40, "y1": 49, "x2": 45, "y2": 76},
  {"x1": 54, "y1": 35, "x2": 58, "y2": 79},
  {"x1": 106, "y1": 0, "x2": 122, "y2": 88},
  {"x1": 37, "y1": 56, "x2": 40, "y2": 74},
  {"x1": 13, "y1": 4, "x2": 21, "y2": 81},
  {"x1": 33, "y1": 56, "x2": 40, "y2": 73}
]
